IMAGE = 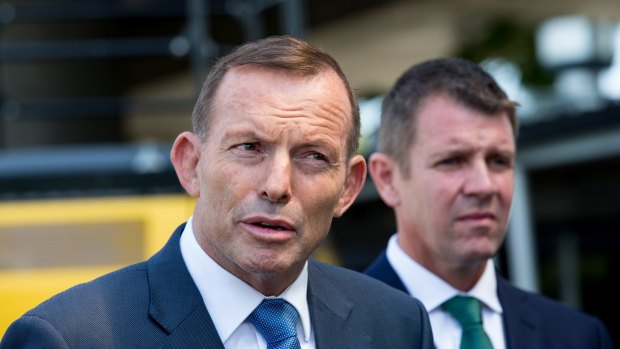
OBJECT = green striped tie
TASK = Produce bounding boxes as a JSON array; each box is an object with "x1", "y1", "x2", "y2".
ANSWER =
[{"x1": 442, "y1": 296, "x2": 493, "y2": 349}]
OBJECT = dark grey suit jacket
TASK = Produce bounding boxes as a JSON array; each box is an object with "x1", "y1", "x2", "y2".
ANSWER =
[
  {"x1": 1, "y1": 224, "x2": 434, "y2": 349},
  {"x1": 365, "y1": 251, "x2": 614, "y2": 349}
]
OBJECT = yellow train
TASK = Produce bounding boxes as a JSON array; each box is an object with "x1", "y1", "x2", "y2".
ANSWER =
[{"x1": 0, "y1": 194, "x2": 196, "y2": 336}]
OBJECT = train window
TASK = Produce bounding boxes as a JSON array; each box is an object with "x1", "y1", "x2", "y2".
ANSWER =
[{"x1": 0, "y1": 221, "x2": 145, "y2": 269}]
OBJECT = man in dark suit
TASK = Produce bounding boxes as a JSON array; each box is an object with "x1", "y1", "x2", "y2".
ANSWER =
[
  {"x1": 1, "y1": 36, "x2": 434, "y2": 349},
  {"x1": 365, "y1": 57, "x2": 613, "y2": 349}
]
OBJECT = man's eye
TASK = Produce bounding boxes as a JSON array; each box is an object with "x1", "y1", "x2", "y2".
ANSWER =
[
  {"x1": 235, "y1": 143, "x2": 258, "y2": 151},
  {"x1": 489, "y1": 156, "x2": 513, "y2": 169},
  {"x1": 306, "y1": 152, "x2": 328, "y2": 162},
  {"x1": 296, "y1": 151, "x2": 333, "y2": 171},
  {"x1": 438, "y1": 157, "x2": 461, "y2": 166}
]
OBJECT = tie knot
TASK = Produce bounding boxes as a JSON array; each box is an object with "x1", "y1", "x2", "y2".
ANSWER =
[
  {"x1": 442, "y1": 295, "x2": 483, "y2": 327},
  {"x1": 248, "y1": 298, "x2": 300, "y2": 348}
]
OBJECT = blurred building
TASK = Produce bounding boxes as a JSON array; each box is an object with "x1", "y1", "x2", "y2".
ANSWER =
[{"x1": 1, "y1": 0, "x2": 619, "y2": 342}]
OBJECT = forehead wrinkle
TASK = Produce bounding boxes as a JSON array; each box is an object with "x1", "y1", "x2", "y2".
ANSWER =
[
  {"x1": 267, "y1": 94, "x2": 348, "y2": 118},
  {"x1": 268, "y1": 113, "x2": 344, "y2": 144},
  {"x1": 266, "y1": 97, "x2": 348, "y2": 132},
  {"x1": 222, "y1": 112, "x2": 339, "y2": 146}
]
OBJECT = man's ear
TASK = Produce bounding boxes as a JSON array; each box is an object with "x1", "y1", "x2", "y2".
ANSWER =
[
  {"x1": 368, "y1": 152, "x2": 401, "y2": 208},
  {"x1": 333, "y1": 154, "x2": 367, "y2": 218},
  {"x1": 170, "y1": 131, "x2": 203, "y2": 197}
]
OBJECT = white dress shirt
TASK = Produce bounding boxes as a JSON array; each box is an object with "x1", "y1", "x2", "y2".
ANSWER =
[
  {"x1": 386, "y1": 233, "x2": 506, "y2": 349},
  {"x1": 180, "y1": 216, "x2": 316, "y2": 349}
]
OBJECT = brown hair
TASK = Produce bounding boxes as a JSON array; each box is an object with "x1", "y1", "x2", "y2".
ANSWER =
[
  {"x1": 377, "y1": 57, "x2": 518, "y2": 174},
  {"x1": 191, "y1": 35, "x2": 360, "y2": 159}
]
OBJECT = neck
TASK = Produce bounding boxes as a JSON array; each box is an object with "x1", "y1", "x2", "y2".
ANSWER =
[{"x1": 435, "y1": 260, "x2": 487, "y2": 292}]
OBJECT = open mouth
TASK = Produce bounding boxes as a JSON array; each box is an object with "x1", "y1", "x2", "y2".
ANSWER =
[{"x1": 252, "y1": 222, "x2": 288, "y2": 231}]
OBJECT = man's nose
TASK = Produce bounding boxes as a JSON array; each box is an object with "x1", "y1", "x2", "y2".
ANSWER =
[
  {"x1": 463, "y1": 161, "x2": 496, "y2": 197},
  {"x1": 261, "y1": 151, "x2": 292, "y2": 204}
]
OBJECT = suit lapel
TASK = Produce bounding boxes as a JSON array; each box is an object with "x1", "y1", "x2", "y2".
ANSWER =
[
  {"x1": 497, "y1": 276, "x2": 544, "y2": 349},
  {"x1": 147, "y1": 224, "x2": 225, "y2": 349},
  {"x1": 157, "y1": 305, "x2": 225, "y2": 349},
  {"x1": 307, "y1": 262, "x2": 372, "y2": 349},
  {"x1": 364, "y1": 251, "x2": 408, "y2": 293}
]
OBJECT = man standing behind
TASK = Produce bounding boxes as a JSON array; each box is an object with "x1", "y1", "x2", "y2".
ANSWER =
[
  {"x1": 1, "y1": 36, "x2": 434, "y2": 348},
  {"x1": 365, "y1": 57, "x2": 613, "y2": 349}
]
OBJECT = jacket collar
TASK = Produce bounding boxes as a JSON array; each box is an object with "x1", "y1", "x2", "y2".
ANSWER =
[
  {"x1": 307, "y1": 261, "x2": 372, "y2": 349},
  {"x1": 146, "y1": 223, "x2": 225, "y2": 349},
  {"x1": 364, "y1": 250, "x2": 408, "y2": 293},
  {"x1": 497, "y1": 275, "x2": 543, "y2": 349}
]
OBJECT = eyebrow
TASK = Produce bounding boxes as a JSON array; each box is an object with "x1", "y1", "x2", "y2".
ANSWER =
[
  {"x1": 429, "y1": 144, "x2": 515, "y2": 159},
  {"x1": 219, "y1": 125, "x2": 269, "y2": 143},
  {"x1": 223, "y1": 129, "x2": 259, "y2": 140},
  {"x1": 490, "y1": 149, "x2": 516, "y2": 162}
]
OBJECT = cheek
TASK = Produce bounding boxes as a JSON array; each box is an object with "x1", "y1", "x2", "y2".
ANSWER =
[
  {"x1": 199, "y1": 162, "x2": 252, "y2": 214},
  {"x1": 306, "y1": 189, "x2": 341, "y2": 219},
  {"x1": 497, "y1": 176, "x2": 515, "y2": 205},
  {"x1": 420, "y1": 175, "x2": 458, "y2": 207},
  {"x1": 201, "y1": 156, "x2": 237, "y2": 183},
  {"x1": 298, "y1": 178, "x2": 343, "y2": 223}
]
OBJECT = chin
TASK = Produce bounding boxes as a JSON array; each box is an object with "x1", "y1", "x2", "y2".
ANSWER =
[{"x1": 461, "y1": 244, "x2": 496, "y2": 261}]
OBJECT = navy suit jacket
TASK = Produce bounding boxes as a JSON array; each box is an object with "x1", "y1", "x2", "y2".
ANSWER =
[
  {"x1": 365, "y1": 251, "x2": 614, "y2": 349},
  {"x1": 1, "y1": 224, "x2": 434, "y2": 349}
]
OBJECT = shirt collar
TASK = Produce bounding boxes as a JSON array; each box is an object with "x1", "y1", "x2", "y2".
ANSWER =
[
  {"x1": 180, "y1": 217, "x2": 312, "y2": 342},
  {"x1": 386, "y1": 233, "x2": 502, "y2": 314},
  {"x1": 467, "y1": 258, "x2": 502, "y2": 313}
]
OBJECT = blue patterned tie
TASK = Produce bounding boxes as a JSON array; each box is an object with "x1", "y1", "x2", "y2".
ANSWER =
[
  {"x1": 442, "y1": 296, "x2": 494, "y2": 349},
  {"x1": 248, "y1": 298, "x2": 302, "y2": 349}
]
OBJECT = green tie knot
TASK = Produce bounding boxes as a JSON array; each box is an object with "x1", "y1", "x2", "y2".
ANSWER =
[
  {"x1": 442, "y1": 296, "x2": 494, "y2": 349},
  {"x1": 442, "y1": 295, "x2": 483, "y2": 326}
]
